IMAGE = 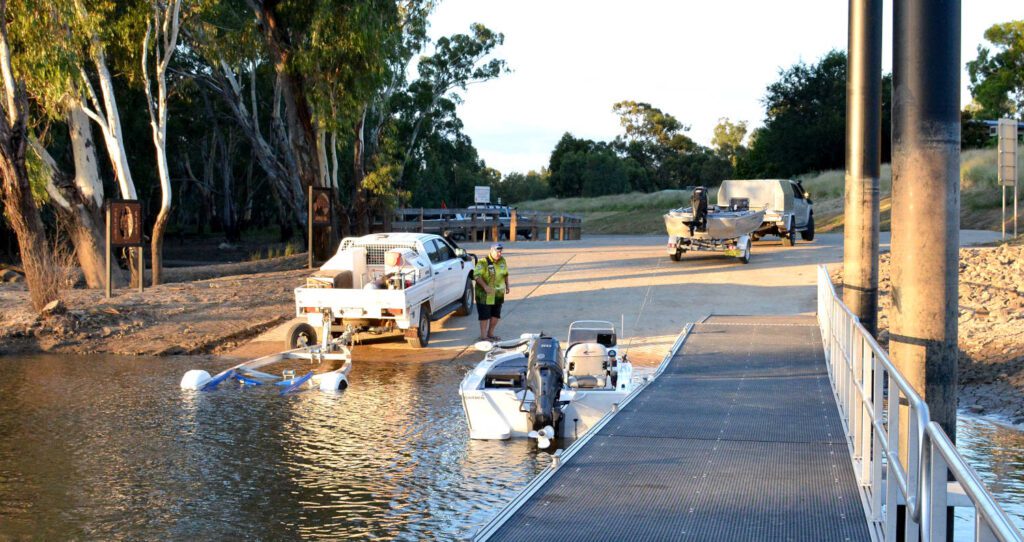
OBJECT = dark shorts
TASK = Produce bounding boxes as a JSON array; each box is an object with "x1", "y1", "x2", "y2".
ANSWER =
[{"x1": 477, "y1": 300, "x2": 503, "y2": 320}]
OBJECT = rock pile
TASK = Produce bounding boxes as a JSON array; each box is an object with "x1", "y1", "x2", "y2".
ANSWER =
[{"x1": 839, "y1": 243, "x2": 1024, "y2": 424}]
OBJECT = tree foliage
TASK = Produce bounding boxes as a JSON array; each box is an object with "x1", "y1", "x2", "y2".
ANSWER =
[
  {"x1": 738, "y1": 50, "x2": 892, "y2": 178},
  {"x1": 967, "y1": 20, "x2": 1024, "y2": 120}
]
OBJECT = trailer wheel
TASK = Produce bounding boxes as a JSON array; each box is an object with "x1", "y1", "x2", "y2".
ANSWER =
[
  {"x1": 454, "y1": 277, "x2": 474, "y2": 316},
  {"x1": 786, "y1": 218, "x2": 797, "y2": 246},
  {"x1": 669, "y1": 250, "x2": 683, "y2": 262},
  {"x1": 801, "y1": 213, "x2": 815, "y2": 241},
  {"x1": 285, "y1": 322, "x2": 317, "y2": 349},
  {"x1": 739, "y1": 242, "x2": 751, "y2": 264},
  {"x1": 406, "y1": 305, "x2": 430, "y2": 348}
]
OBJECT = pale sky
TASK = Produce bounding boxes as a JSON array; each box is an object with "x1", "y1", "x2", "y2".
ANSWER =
[{"x1": 427, "y1": 0, "x2": 1022, "y2": 176}]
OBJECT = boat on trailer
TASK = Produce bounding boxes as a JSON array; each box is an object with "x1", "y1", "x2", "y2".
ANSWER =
[
  {"x1": 663, "y1": 186, "x2": 765, "y2": 263},
  {"x1": 459, "y1": 321, "x2": 635, "y2": 448},
  {"x1": 180, "y1": 319, "x2": 353, "y2": 395}
]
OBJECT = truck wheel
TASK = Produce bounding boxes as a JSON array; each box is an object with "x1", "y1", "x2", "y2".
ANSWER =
[
  {"x1": 455, "y1": 277, "x2": 474, "y2": 316},
  {"x1": 669, "y1": 250, "x2": 682, "y2": 262},
  {"x1": 285, "y1": 322, "x2": 317, "y2": 349},
  {"x1": 406, "y1": 306, "x2": 430, "y2": 348},
  {"x1": 786, "y1": 218, "x2": 797, "y2": 246},
  {"x1": 801, "y1": 213, "x2": 815, "y2": 241}
]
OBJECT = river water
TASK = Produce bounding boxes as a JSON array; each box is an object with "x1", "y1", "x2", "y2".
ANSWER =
[{"x1": 0, "y1": 354, "x2": 1022, "y2": 540}]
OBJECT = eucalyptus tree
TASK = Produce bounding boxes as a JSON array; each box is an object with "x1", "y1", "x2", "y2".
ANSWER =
[
  {"x1": 397, "y1": 23, "x2": 506, "y2": 186},
  {"x1": 0, "y1": 0, "x2": 59, "y2": 309},
  {"x1": 245, "y1": 0, "x2": 399, "y2": 190},
  {"x1": 141, "y1": 0, "x2": 183, "y2": 285},
  {"x1": 349, "y1": 0, "x2": 433, "y2": 234},
  {"x1": 5, "y1": 0, "x2": 126, "y2": 288}
]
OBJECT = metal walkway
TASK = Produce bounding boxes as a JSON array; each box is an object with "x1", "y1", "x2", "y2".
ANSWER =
[{"x1": 479, "y1": 315, "x2": 871, "y2": 541}]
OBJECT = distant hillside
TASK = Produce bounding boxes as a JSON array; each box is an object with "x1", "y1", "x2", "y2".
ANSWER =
[{"x1": 518, "y1": 146, "x2": 1021, "y2": 235}]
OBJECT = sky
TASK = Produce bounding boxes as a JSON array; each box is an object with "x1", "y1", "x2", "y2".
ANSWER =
[{"x1": 426, "y1": 0, "x2": 1022, "y2": 176}]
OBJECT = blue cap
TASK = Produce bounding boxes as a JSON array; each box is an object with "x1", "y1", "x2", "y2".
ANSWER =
[{"x1": 490, "y1": 243, "x2": 503, "y2": 250}]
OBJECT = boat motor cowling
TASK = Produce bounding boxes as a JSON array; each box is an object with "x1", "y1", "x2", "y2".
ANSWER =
[
  {"x1": 525, "y1": 336, "x2": 564, "y2": 433},
  {"x1": 690, "y1": 186, "x2": 709, "y2": 234}
]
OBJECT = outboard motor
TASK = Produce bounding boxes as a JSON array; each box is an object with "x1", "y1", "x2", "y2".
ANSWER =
[
  {"x1": 525, "y1": 336, "x2": 564, "y2": 446},
  {"x1": 690, "y1": 186, "x2": 709, "y2": 234}
]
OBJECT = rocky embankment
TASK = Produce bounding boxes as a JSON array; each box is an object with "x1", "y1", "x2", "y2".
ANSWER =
[{"x1": 838, "y1": 243, "x2": 1024, "y2": 424}]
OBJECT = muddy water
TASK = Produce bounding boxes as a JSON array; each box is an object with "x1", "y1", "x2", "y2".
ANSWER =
[
  {"x1": 955, "y1": 415, "x2": 1024, "y2": 535},
  {"x1": 0, "y1": 354, "x2": 549, "y2": 540},
  {"x1": 1, "y1": 355, "x2": 1022, "y2": 539}
]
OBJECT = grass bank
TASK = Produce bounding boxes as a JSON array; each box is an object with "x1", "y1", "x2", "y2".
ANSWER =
[
  {"x1": 803, "y1": 145, "x2": 1022, "y2": 233},
  {"x1": 518, "y1": 145, "x2": 1022, "y2": 235}
]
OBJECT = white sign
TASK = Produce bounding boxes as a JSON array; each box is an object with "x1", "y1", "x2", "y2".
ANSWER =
[
  {"x1": 998, "y1": 118, "x2": 1018, "y2": 188},
  {"x1": 474, "y1": 186, "x2": 491, "y2": 204}
]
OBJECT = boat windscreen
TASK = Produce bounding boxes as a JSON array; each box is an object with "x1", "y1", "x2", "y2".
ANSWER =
[{"x1": 568, "y1": 329, "x2": 616, "y2": 347}]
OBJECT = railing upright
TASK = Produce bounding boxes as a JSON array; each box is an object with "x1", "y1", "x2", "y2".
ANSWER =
[{"x1": 816, "y1": 264, "x2": 1021, "y2": 541}]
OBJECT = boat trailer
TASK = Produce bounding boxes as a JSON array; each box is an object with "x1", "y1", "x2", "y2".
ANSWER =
[{"x1": 180, "y1": 312, "x2": 354, "y2": 395}]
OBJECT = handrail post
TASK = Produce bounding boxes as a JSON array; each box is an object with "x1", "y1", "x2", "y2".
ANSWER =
[
  {"x1": 558, "y1": 215, "x2": 566, "y2": 240},
  {"x1": 546, "y1": 215, "x2": 552, "y2": 241},
  {"x1": 510, "y1": 209, "x2": 518, "y2": 243}
]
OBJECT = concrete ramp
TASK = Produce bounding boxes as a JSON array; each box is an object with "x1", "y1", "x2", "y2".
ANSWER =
[{"x1": 480, "y1": 315, "x2": 870, "y2": 541}]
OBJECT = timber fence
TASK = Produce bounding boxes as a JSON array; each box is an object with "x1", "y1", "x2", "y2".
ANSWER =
[{"x1": 384, "y1": 208, "x2": 582, "y2": 243}]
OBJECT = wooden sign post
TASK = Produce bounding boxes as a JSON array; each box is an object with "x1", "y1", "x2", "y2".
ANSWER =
[{"x1": 106, "y1": 200, "x2": 144, "y2": 298}]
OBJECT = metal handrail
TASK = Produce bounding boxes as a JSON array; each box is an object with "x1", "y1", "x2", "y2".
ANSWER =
[{"x1": 817, "y1": 265, "x2": 1022, "y2": 541}]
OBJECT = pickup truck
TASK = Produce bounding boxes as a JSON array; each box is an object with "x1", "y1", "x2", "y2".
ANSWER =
[
  {"x1": 716, "y1": 179, "x2": 815, "y2": 246},
  {"x1": 291, "y1": 232, "x2": 476, "y2": 348}
]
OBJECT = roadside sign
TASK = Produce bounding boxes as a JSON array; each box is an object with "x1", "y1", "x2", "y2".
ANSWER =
[
  {"x1": 998, "y1": 118, "x2": 1019, "y2": 239},
  {"x1": 475, "y1": 186, "x2": 491, "y2": 204},
  {"x1": 998, "y1": 119, "x2": 1017, "y2": 188}
]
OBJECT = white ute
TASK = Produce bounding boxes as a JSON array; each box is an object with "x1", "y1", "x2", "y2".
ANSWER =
[{"x1": 292, "y1": 233, "x2": 476, "y2": 348}]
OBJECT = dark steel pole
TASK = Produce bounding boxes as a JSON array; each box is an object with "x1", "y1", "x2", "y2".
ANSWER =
[
  {"x1": 843, "y1": 0, "x2": 882, "y2": 337},
  {"x1": 891, "y1": 0, "x2": 960, "y2": 441}
]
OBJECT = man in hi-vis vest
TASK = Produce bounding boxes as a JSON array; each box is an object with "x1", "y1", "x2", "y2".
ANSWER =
[{"x1": 474, "y1": 243, "x2": 510, "y2": 341}]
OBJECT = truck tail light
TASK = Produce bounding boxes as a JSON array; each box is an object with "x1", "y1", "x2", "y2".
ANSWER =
[
  {"x1": 303, "y1": 307, "x2": 318, "y2": 313},
  {"x1": 385, "y1": 308, "x2": 404, "y2": 316}
]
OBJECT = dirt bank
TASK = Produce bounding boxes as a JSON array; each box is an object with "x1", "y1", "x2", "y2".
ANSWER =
[
  {"x1": 0, "y1": 257, "x2": 308, "y2": 356},
  {"x1": 836, "y1": 243, "x2": 1024, "y2": 424}
]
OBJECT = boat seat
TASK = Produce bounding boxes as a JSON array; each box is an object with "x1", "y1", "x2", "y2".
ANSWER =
[
  {"x1": 568, "y1": 375, "x2": 607, "y2": 389},
  {"x1": 565, "y1": 342, "x2": 608, "y2": 387}
]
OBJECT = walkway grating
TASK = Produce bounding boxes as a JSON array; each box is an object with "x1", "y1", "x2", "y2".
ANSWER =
[{"x1": 481, "y1": 315, "x2": 871, "y2": 542}]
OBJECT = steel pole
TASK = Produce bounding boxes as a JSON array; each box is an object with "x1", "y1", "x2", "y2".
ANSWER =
[
  {"x1": 843, "y1": 0, "x2": 882, "y2": 337},
  {"x1": 891, "y1": 0, "x2": 960, "y2": 441}
]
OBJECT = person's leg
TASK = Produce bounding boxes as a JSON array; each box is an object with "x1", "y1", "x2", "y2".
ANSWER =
[
  {"x1": 487, "y1": 302, "x2": 502, "y2": 339},
  {"x1": 477, "y1": 302, "x2": 490, "y2": 340}
]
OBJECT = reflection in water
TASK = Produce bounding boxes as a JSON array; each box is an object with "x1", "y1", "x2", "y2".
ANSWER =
[
  {"x1": 0, "y1": 355, "x2": 549, "y2": 540},
  {"x1": 955, "y1": 415, "x2": 1024, "y2": 537}
]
